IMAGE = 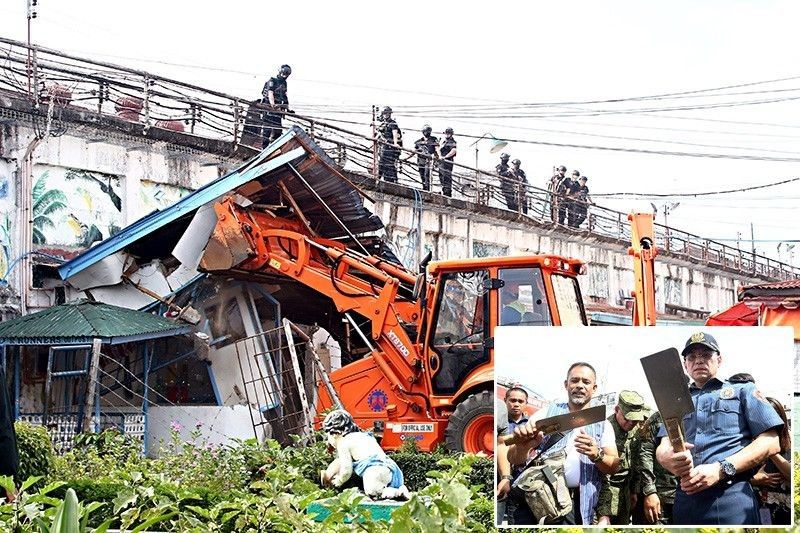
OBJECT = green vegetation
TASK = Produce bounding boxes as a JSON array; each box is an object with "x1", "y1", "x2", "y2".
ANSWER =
[{"x1": 1, "y1": 426, "x2": 493, "y2": 532}]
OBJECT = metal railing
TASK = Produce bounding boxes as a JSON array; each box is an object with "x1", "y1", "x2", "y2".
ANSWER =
[{"x1": 1, "y1": 36, "x2": 796, "y2": 280}]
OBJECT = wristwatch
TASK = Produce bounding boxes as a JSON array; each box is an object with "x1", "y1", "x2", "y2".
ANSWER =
[
  {"x1": 719, "y1": 459, "x2": 737, "y2": 479},
  {"x1": 591, "y1": 449, "x2": 605, "y2": 463},
  {"x1": 501, "y1": 475, "x2": 513, "y2": 481}
]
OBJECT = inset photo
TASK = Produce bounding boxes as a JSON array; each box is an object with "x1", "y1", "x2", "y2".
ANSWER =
[{"x1": 494, "y1": 326, "x2": 794, "y2": 527}]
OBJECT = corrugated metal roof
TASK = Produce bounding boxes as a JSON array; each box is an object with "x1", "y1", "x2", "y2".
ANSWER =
[
  {"x1": 0, "y1": 299, "x2": 192, "y2": 345},
  {"x1": 739, "y1": 278, "x2": 800, "y2": 299},
  {"x1": 58, "y1": 126, "x2": 383, "y2": 282}
]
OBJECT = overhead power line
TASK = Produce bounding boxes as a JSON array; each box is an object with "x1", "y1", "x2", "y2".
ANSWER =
[{"x1": 593, "y1": 177, "x2": 800, "y2": 198}]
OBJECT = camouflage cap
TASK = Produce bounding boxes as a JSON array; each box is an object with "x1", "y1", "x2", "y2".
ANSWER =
[
  {"x1": 618, "y1": 390, "x2": 647, "y2": 421},
  {"x1": 681, "y1": 331, "x2": 720, "y2": 356}
]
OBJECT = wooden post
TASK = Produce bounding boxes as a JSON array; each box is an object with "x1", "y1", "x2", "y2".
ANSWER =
[{"x1": 81, "y1": 338, "x2": 102, "y2": 433}]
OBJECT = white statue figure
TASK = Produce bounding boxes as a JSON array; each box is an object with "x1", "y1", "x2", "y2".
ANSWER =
[{"x1": 320, "y1": 409, "x2": 410, "y2": 500}]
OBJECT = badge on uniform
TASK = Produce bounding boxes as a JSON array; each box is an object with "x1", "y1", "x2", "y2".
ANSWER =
[{"x1": 720, "y1": 387, "x2": 735, "y2": 399}]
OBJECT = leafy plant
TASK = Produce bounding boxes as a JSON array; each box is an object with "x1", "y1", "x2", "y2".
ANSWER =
[{"x1": 15, "y1": 421, "x2": 56, "y2": 487}]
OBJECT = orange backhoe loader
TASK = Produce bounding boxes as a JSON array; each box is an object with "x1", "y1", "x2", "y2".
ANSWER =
[{"x1": 196, "y1": 193, "x2": 626, "y2": 454}]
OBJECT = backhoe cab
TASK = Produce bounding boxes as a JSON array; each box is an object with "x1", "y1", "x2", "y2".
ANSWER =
[{"x1": 315, "y1": 254, "x2": 587, "y2": 454}]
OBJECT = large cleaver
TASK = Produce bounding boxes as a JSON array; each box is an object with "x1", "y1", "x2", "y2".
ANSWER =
[
  {"x1": 640, "y1": 348, "x2": 694, "y2": 452},
  {"x1": 500, "y1": 405, "x2": 607, "y2": 445}
]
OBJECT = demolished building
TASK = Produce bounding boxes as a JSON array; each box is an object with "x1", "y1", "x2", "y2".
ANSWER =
[{"x1": 53, "y1": 126, "x2": 395, "y2": 450}]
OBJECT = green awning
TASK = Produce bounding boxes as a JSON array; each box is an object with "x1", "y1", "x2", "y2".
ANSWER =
[{"x1": 0, "y1": 299, "x2": 192, "y2": 345}]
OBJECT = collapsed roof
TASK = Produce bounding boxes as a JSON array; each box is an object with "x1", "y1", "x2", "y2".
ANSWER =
[{"x1": 57, "y1": 126, "x2": 387, "y2": 305}]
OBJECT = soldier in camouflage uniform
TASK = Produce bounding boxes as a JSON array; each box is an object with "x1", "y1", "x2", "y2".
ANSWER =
[
  {"x1": 596, "y1": 390, "x2": 647, "y2": 525},
  {"x1": 637, "y1": 410, "x2": 679, "y2": 524}
]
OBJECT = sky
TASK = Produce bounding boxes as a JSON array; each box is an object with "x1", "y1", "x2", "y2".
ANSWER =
[
  {"x1": 1, "y1": 1, "x2": 798, "y2": 265},
  {"x1": 495, "y1": 326, "x2": 796, "y2": 410}
]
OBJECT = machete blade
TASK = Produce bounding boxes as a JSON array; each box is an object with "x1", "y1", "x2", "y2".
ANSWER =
[
  {"x1": 640, "y1": 347, "x2": 693, "y2": 451},
  {"x1": 535, "y1": 404, "x2": 607, "y2": 435}
]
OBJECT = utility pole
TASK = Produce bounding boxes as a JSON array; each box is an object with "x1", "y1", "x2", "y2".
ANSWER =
[
  {"x1": 26, "y1": 0, "x2": 38, "y2": 97},
  {"x1": 750, "y1": 223, "x2": 756, "y2": 273}
]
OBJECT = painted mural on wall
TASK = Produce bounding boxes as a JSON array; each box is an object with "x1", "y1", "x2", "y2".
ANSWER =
[
  {"x1": 0, "y1": 159, "x2": 14, "y2": 281},
  {"x1": 33, "y1": 166, "x2": 123, "y2": 249},
  {"x1": 139, "y1": 180, "x2": 190, "y2": 216}
]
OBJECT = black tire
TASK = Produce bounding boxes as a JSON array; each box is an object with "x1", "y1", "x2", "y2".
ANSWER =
[{"x1": 444, "y1": 390, "x2": 494, "y2": 454}]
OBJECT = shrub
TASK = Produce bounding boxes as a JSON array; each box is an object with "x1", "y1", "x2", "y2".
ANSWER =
[{"x1": 14, "y1": 421, "x2": 55, "y2": 484}]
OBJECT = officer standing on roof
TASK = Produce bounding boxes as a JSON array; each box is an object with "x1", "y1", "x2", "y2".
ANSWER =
[
  {"x1": 509, "y1": 159, "x2": 528, "y2": 214},
  {"x1": 377, "y1": 106, "x2": 402, "y2": 183},
  {"x1": 548, "y1": 165, "x2": 567, "y2": 222},
  {"x1": 438, "y1": 127, "x2": 457, "y2": 197},
  {"x1": 596, "y1": 390, "x2": 648, "y2": 525},
  {"x1": 497, "y1": 153, "x2": 515, "y2": 209},
  {"x1": 656, "y1": 332, "x2": 784, "y2": 525},
  {"x1": 411, "y1": 125, "x2": 439, "y2": 191},
  {"x1": 262, "y1": 64, "x2": 292, "y2": 147}
]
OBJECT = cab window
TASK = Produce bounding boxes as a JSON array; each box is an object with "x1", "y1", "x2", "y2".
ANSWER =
[
  {"x1": 498, "y1": 268, "x2": 552, "y2": 326},
  {"x1": 429, "y1": 270, "x2": 489, "y2": 394}
]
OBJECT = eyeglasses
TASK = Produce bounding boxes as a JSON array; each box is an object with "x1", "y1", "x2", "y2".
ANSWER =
[{"x1": 685, "y1": 352, "x2": 716, "y2": 363}]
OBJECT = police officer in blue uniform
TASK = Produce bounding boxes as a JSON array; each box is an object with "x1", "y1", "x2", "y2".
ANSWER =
[
  {"x1": 656, "y1": 332, "x2": 783, "y2": 525},
  {"x1": 262, "y1": 64, "x2": 292, "y2": 147}
]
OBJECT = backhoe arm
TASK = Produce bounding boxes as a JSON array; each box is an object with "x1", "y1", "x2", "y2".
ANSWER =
[
  {"x1": 199, "y1": 196, "x2": 429, "y2": 411},
  {"x1": 628, "y1": 212, "x2": 658, "y2": 326}
]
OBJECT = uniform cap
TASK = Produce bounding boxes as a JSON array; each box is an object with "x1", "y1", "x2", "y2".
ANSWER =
[
  {"x1": 618, "y1": 390, "x2": 646, "y2": 421},
  {"x1": 681, "y1": 331, "x2": 720, "y2": 356}
]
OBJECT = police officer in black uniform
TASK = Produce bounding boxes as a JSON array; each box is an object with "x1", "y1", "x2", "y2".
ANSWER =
[
  {"x1": 556, "y1": 170, "x2": 577, "y2": 225},
  {"x1": 509, "y1": 159, "x2": 528, "y2": 214},
  {"x1": 569, "y1": 175, "x2": 591, "y2": 227},
  {"x1": 438, "y1": 127, "x2": 457, "y2": 197},
  {"x1": 497, "y1": 153, "x2": 515, "y2": 209},
  {"x1": 411, "y1": 125, "x2": 439, "y2": 191},
  {"x1": 377, "y1": 106, "x2": 402, "y2": 183},
  {"x1": 656, "y1": 332, "x2": 784, "y2": 525},
  {"x1": 261, "y1": 64, "x2": 292, "y2": 147}
]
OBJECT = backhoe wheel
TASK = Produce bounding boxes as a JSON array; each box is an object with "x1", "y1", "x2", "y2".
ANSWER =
[{"x1": 445, "y1": 390, "x2": 494, "y2": 455}]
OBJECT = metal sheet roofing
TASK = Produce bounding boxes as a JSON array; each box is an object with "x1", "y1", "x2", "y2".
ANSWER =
[
  {"x1": 58, "y1": 126, "x2": 383, "y2": 281},
  {"x1": 739, "y1": 278, "x2": 800, "y2": 299},
  {"x1": 0, "y1": 299, "x2": 192, "y2": 345}
]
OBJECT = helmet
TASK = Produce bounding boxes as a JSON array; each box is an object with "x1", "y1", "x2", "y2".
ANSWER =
[
  {"x1": 381, "y1": 106, "x2": 393, "y2": 116},
  {"x1": 557, "y1": 165, "x2": 566, "y2": 172},
  {"x1": 422, "y1": 124, "x2": 432, "y2": 134},
  {"x1": 500, "y1": 153, "x2": 510, "y2": 160},
  {"x1": 572, "y1": 170, "x2": 581, "y2": 177},
  {"x1": 322, "y1": 409, "x2": 361, "y2": 436},
  {"x1": 444, "y1": 127, "x2": 454, "y2": 134},
  {"x1": 512, "y1": 159, "x2": 521, "y2": 165},
  {"x1": 279, "y1": 64, "x2": 292, "y2": 76}
]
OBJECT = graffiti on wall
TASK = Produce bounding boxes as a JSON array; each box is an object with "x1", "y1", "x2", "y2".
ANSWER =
[
  {"x1": 140, "y1": 180, "x2": 190, "y2": 215},
  {"x1": 0, "y1": 160, "x2": 13, "y2": 280},
  {"x1": 33, "y1": 166, "x2": 123, "y2": 249}
]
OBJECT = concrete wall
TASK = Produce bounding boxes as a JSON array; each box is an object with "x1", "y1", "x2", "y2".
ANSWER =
[
  {"x1": 147, "y1": 405, "x2": 259, "y2": 456},
  {"x1": 376, "y1": 196, "x2": 751, "y2": 316},
  {"x1": 0, "y1": 119, "x2": 226, "y2": 312},
  {"x1": 0, "y1": 109, "x2": 773, "y2": 318}
]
